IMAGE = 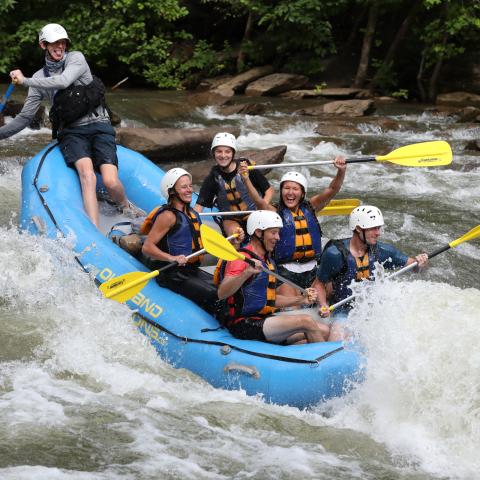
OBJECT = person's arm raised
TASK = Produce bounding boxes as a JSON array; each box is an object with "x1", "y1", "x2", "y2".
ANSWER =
[
  {"x1": 238, "y1": 161, "x2": 275, "y2": 211},
  {"x1": 310, "y1": 156, "x2": 347, "y2": 212}
]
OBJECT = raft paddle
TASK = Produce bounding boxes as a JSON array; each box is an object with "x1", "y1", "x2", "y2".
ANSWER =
[
  {"x1": 111, "y1": 76, "x2": 129, "y2": 90},
  {"x1": 0, "y1": 83, "x2": 14, "y2": 113},
  {"x1": 198, "y1": 199, "x2": 362, "y2": 218},
  {"x1": 200, "y1": 224, "x2": 308, "y2": 294},
  {"x1": 249, "y1": 141, "x2": 452, "y2": 169},
  {"x1": 330, "y1": 224, "x2": 480, "y2": 311},
  {"x1": 100, "y1": 233, "x2": 238, "y2": 303}
]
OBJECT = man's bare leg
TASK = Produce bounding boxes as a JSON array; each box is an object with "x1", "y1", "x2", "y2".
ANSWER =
[
  {"x1": 75, "y1": 157, "x2": 99, "y2": 227},
  {"x1": 99, "y1": 163, "x2": 128, "y2": 209},
  {"x1": 263, "y1": 314, "x2": 327, "y2": 344}
]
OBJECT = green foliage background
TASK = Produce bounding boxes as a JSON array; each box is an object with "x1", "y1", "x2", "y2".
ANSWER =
[{"x1": 1, "y1": 0, "x2": 479, "y2": 98}]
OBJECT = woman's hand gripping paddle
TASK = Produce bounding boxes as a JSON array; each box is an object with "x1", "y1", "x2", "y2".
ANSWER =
[
  {"x1": 200, "y1": 224, "x2": 308, "y2": 293},
  {"x1": 100, "y1": 233, "x2": 238, "y2": 303},
  {"x1": 248, "y1": 141, "x2": 453, "y2": 170},
  {"x1": 330, "y1": 224, "x2": 480, "y2": 311}
]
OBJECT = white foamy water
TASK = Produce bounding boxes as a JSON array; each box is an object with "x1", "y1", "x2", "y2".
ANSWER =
[
  {"x1": 324, "y1": 279, "x2": 480, "y2": 479},
  {"x1": 1, "y1": 224, "x2": 478, "y2": 479}
]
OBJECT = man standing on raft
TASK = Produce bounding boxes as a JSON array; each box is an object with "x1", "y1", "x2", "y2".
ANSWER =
[{"x1": 0, "y1": 23, "x2": 143, "y2": 227}]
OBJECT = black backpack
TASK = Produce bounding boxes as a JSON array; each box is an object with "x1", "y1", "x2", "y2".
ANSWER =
[{"x1": 49, "y1": 75, "x2": 108, "y2": 138}]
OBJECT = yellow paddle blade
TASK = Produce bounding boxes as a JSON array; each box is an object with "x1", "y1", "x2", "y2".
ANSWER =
[
  {"x1": 200, "y1": 224, "x2": 245, "y2": 261},
  {"x1": 327, "y1": 198, "x2": 361, "y2": 208},
  {"x1": 99, "y1": 270, "x2": 159, "y2": 303},
  {"x1": 319, "y1": 198, "x2": 361, "y2": 216},
  {"x1": 376, "y1": 140, "x2": 452, "y2": 167},
  {"x1": 449, "y1": 225, "x2": 480, "y2": 248},
  {"x1": 319, "y1": 205, "x2": 358, "y2": 216}
]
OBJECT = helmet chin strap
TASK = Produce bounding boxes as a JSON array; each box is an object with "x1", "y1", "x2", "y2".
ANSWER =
[
  {"x1": 254, "y1": 232, "x2": 268, "y2": 255},
  {"x1": 357, "y1": 227, "x2": 369, "y2": 246}
]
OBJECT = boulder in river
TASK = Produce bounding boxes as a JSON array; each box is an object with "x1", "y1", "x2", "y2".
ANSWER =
[
  {"x1": 437, "y1": 91, "x2": 480, "y2": 104},
  {"x1": 212, "y1": 65, "x2": 275, "y2": 96},
  {"x1": 2, "y1": 100, "x2": 50, "y2": 130},
  {"x1": 187, "y1": 91, "x2": 232, "y2": 108},
  {"x1": 237, "y1": 145, "x2": 287, "y2": 175},
  {"x1": 453, "y1": 106, "x2": 480, "y2": 123},
  {"x1": 116, "y1": 126, "x2": 241, "y2": 162},
  {"x1": 215, "y1": 103, "x2": 267, "y2": 116},
  {"x1": 245, "y1": 73, "x2": 309, "y2": 97},
  {"x1": 297, "y1": 99, "x2": 375, "y2": 117}
]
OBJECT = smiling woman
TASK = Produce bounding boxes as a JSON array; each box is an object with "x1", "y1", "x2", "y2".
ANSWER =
[
  {"x1": 139, "y1": 167, "x2": 219, "y2": 313},
  {"x1": 237, "y1": 156, "x2": 348, "y2": 307}
]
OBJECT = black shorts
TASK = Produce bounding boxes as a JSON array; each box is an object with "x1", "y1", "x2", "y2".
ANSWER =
[
  {"x1": 227, "y1": 317, "x2": 267, "y2": 341},
  {"x1": 59, "y1": 122, "x2": 118, "y2": 171},
  {"x1": 156, "y1": 264, "x2": 218, "y2": 314}
]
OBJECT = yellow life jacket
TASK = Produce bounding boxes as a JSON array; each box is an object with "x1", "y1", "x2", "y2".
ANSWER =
[
  {"x1": 355, "y1": 253, "x2": 371, "y2": 281},
  {"x1": 291, "y1": 208, "x2": 316, "y2": 261}
]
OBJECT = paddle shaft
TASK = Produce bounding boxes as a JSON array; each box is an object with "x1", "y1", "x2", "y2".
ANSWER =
[
  {"x1": 111, "y1": 76, "x2": 129, "y2": 90},
  {"x1": 105, "y1": 234, "x2": 237, "y2": 299},
  {"x1": 0, "y1": 83, "x2": 14, "y2": 113},
  {"x1": 199, "y1": 199, "x2": 360, "y2": 218},
  {"x1": 199, "y1": 211, "x2": 254, "y2": 217},
  {"x1": 250, "y1": 157, "x2": 376, "y2": 169},
  {"x1": 200, "y1": 208, "x2": 353, "y2": 218},
  {"x1": 330, "y1": 243, "x2": 452, "y2": 311}
]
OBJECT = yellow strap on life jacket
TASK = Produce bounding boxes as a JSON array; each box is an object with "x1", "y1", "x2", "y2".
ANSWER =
[
  {"x1": 213, "y1": 258, "x2": 224, "y2": 287},
  {"x1": 257, "y1": 259, "x2": 277, "y2": 315},
  {"x1": 187, "y1": 209, "x2": 204, "y2": 264},
  {"x1": 224, "y1": 178, "x2": 249, "y2": 212},
  {"x1": 292, "y1": 208, "x2": 315, "y2": 261},
  {"x1": 355, "y1": 253, "x2": 370, "y2": 281}
]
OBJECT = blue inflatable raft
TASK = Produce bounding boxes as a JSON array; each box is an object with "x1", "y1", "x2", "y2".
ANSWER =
[{"x1": 20, "y1": 143, "x2": 362, "y2": 409}]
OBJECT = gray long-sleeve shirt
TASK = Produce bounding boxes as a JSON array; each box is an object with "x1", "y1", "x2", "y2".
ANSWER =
[{"x1": 0, "y1": 51, "x2": 110, "y2": 140}]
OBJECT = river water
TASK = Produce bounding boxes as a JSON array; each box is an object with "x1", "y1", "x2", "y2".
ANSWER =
[{"x1": 0, "y1": 88, "x2": 479, "y2": 479}]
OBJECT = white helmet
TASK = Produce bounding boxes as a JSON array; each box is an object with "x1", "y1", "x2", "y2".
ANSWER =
[
  {"x1": 349, "y1": 205, "x2": 384, "y2": 231},
  {"x1": 211, "y1": 132, "x2": 237, "y2": 153},
  {"x1": 280, "y1": 171, "x2": 308, "y2": 194},
  {"x1": 39, "y1": 24, "x2": 69, "y2": 44},
  {"x1": 247, "y1": 210, "x2": 283, "y2": 235},
  {"x1": 160, "y1": 168, "x2": 192, "y2": 199}
]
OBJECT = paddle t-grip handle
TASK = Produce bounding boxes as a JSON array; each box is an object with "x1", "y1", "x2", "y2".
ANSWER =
[
  {"x1": 345, "y1": 156, "x2": 376, "y2": 164},
  {"x1": 427, "y1": 244, "x2": 450, "y2": 260}
]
